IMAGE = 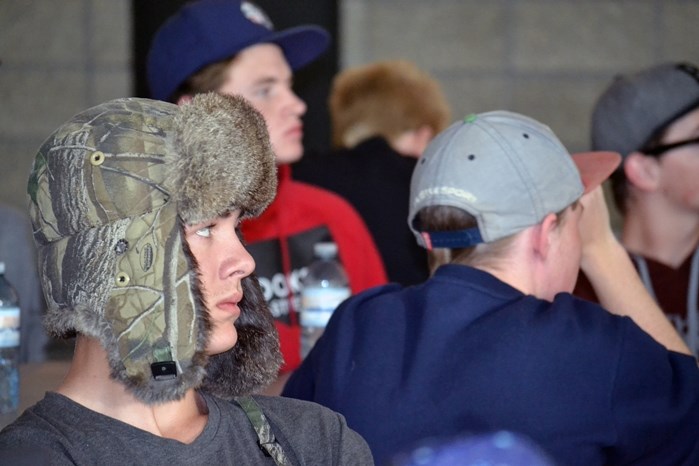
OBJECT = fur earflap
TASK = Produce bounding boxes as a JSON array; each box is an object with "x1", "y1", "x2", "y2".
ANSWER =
[
  {"x1": 173, "y1": 93, "x2": 277, "y2": 225},
  {"x1": 201, "y1": 273, "x2": 282, "y2": 397}
]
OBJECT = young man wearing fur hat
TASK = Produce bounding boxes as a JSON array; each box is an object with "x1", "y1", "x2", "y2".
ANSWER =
[
  {"x1": 147, "y1": 0, "x2": 387, "y2": 387},
  {"x1": 575, "y1": 62, "x2": 699, "y2": 356},
  {"x1": 292, "y1": 60, "x2": 452, "y2": 287},
  {"x1": 0, "y1": 94, "x2": 373, "y2": 465},
  {"x1": 283, "y1": 111, "x2": 699, "y2": 465}
]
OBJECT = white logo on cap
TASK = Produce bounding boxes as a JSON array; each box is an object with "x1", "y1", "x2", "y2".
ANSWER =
[
  {"x1": 241, "y1": 1, "x2": 274, "y2": 30},
  {"x1": 415, "y1": 187, "x2": 477, "y2": 204}
]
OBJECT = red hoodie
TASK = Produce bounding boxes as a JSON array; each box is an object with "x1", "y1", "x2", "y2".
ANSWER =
[{"x1": 241, "y1": 164, "x2": 388, "y2": 372}]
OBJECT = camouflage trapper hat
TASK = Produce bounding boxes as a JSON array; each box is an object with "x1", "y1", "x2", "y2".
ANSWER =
[{"x1": 27, "y1": 93, "x2": 282, "y2": 403}]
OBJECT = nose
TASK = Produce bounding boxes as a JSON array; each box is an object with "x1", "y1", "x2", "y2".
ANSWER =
[
  {"x1": 219, "y1": 232, "x2": 255, "y2": 281},
  {"x1": 285, "y1": 87, "x2": 306, "y2": 117}
]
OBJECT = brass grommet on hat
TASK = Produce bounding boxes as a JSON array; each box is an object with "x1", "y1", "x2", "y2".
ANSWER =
[
  {"x1": 90, "y1": 151, "x2": 105, "y2": 166},
  {"x1": 115, "y1": 272, "x2": 130, "y2": 287}
]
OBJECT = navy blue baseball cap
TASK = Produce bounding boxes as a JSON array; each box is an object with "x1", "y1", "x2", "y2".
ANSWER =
[{"x1": 147, "y1": 0, "x2": 330, "y2": 102}]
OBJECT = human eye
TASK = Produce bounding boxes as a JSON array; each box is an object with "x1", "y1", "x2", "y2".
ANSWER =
[
  {"x1": 252, "y1": 84, "x2": 272, "y2": 99},
  {"x1": 195, "y1": 226, "x2": 212, "y2": 238},
  {"x1": 186, "y1": 220, "x2": 214, "y2": 238}
]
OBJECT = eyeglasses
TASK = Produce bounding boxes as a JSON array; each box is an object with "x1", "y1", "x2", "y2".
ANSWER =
[{"x1": 640, "y1": 135, "x2": 699, "y2": 156}]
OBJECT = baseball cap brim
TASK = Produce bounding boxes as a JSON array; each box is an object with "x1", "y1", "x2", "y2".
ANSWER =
[
  {"x1": 265, "y1": 26, "x2": 330, "y2": 71},
  {"x1": 571, "y1": 151, "x2": 621, "y2": 194}
]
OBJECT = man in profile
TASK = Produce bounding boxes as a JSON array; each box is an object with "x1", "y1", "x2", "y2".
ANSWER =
[
  {"x1": 147, "y1": 0, "x2": 387, "y2": 388},
  {"x1": 576, "y1": 62, "x2": 699, "y2": 355}
]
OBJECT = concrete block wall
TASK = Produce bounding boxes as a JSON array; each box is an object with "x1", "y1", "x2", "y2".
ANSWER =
[
  {"x1": 341, "y1": 0, "x2": 699, "y2": 225},
  {"x1": 1, "y1": 0, "x2": 698, "y2": 217},
  {"x1": 0, "y1": 0, "x2": 132, "y2": 211},
  {"x1": 341, "y1": 0, "x2": 699, "y2": 152}
]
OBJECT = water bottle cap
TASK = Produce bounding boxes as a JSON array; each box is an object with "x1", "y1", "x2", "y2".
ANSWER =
[{"x1": 313, "y1": 242, "x2": 338, "y2": 259}]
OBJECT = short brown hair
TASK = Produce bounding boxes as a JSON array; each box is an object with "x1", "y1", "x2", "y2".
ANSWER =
[
  {"x1": 169, "y1": 56, "x2": 237, "y2": 103},
  {"x1": 417, "y1": 205, "x2": 517, "y2": 275},
  {"x1": 330, "y1": 60, "x2": 451, "y2": 148},
  {"x1": 418, "y1": 203, "x2": 576, "y2": 275}
]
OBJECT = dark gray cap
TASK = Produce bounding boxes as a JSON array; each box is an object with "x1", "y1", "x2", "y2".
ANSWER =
[{"x1": 591, "y1": 62, "x2": 699, "y2": 156}]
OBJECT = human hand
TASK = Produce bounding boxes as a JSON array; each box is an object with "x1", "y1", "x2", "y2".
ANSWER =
[
  {"x1": 578, "y1": 186, "x2": 619, "y2": 271},
  {"x1": 576, "y1": 188, "x2": 692, "y2": 355}
]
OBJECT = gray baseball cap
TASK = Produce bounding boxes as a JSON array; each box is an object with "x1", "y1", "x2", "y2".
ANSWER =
[
  {"x1": 409, "y1": 111, "x2": 621, "y2": 249},
  {"x1": 591, "y1": 62, "x2": 699, "y2": 156}
]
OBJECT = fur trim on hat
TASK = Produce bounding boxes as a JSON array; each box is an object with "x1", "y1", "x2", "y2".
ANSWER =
[
  {"x1": 173, "y1": 93, "x2": 277, "y2": 225},
  {"x1": 202, "y1": 273, "x2": 282, "y2": 397}
]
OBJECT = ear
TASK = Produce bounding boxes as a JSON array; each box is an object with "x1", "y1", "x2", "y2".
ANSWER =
[
  {"x1": 531, "y1": 213, "x2": 558, "y2": 261},
  {"x1": 624, "y1": 152, "x2": 661, "y2": 192},
  {"x1": 177, "y1": 94, "x2": 193, "y2": 106}
]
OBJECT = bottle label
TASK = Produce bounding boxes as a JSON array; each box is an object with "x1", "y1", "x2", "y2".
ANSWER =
[
  {"x1": 300, "y1": 286, "x2": 351, "y2": 328},
  {"x1": 0, "y1": 306, "x2": 20, "y2": 348},
  {"x1": 300, "y1": 309, "x2": 335, "y2": 328}
]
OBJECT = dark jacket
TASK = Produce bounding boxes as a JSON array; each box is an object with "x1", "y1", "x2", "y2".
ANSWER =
[{"x1": 293, "y1": 138, "x2": 428, "y2": 286}]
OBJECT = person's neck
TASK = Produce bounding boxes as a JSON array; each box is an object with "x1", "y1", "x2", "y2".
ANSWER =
[
  {"x1": 470, "y1": 233, "x2": 539, "y2": 299},
  {"x1": 390, "y1": 126, "x2": 433, "y2": 159},
  {"x1": 57, "y1": 336, "x2": 208, "y2": 443},
  {"x1": 622, "y1": 196, "x2": 699, "y2": 268}
]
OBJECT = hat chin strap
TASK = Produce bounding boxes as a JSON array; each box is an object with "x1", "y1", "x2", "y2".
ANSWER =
[{"x1": 420, "y1": 228, "x2": 484, "y2": 250}]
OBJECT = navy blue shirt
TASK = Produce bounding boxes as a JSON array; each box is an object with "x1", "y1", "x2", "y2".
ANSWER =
[{"x1": 283, "y1": 264, "x2": 699, "y2": 465}]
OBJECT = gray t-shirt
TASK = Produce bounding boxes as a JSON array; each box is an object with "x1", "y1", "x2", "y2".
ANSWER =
[{"x1": 0, "y1": 392, "x2": 373, "y2": 465}]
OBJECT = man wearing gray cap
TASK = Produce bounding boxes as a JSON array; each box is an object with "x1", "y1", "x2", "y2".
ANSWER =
[
  {"x1": 283, "y1": 111, "x2": 699, "y2": 465},
  {"x1": 577, "y1": 62, "x2": 699, "y2": 356}
]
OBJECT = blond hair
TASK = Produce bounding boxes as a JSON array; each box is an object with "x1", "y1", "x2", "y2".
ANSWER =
[{"x1": 330, "y1": 60, "x2": 451, "y2": 148}]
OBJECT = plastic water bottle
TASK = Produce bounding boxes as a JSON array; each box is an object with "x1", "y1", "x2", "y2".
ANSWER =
[
  {"x1": 0, "y1": 262, "x2": 20, "y2": 420},
  {"x1": 300, "y1": 242, "x2": 350, "y2": 359}
]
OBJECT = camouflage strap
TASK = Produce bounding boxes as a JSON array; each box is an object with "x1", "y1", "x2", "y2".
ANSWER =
[{"x1": 236, "y1": 396, "x2": 292, "y2": 466}]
